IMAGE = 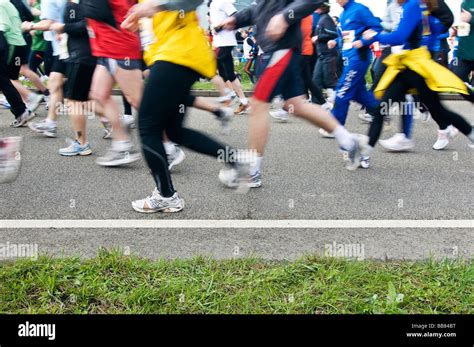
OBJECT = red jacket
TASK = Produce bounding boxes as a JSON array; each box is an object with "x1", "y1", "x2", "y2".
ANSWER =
[
  {"x1": 86, "y1": 0, "x2": 142, "y2": 60},
  {"x1": 301, "y1": 15, "x2": 314, "y2": 56}
]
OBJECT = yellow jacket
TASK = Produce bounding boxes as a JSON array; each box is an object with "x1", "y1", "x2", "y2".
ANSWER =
[
  {"x1": 141, "y1": 9, "x2": 216, "y2": 79},
  {"x1": 374, "y1": 47, "x2": 468, "y2": 99}
]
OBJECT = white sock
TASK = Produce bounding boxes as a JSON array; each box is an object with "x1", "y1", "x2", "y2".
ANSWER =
[
  {"x1": 250, "y1": 156, "x2": 263, "y2": 176},
  {"x1": 362, "y1": 145, "x2": 373, "y2": 157},
  {"x1": 112, "y1": 140, "x2": 131, "y2": 152},
  {"x1": 45, "y1": 118, "x2": 57, "y2": 126},
  {"x1": 163, "y1": 141, "x2": 176, "y2": 155},
  {"x1": 240, "y1": 98, "x2": 249, "y2": 106},
  {"x1": 333, "y1": 125, "x2": 354, "y2": 151}
]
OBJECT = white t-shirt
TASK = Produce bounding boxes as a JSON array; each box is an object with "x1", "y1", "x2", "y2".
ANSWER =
[
  {"x1": 210, "y1": 0, "x2": 237, "y2": 48},
  {"x1": 41, "y1": 0, "x2": 67, "y2": 57}
]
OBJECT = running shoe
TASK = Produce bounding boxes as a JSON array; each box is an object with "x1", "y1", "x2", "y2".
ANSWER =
[
  {"x1": 10, "y1": 110, "x2": 36, "y2": 128},
  {"x1": 26, "y1": 93, "x2": 44, "y2": 113},
  {"x1": 59, "y1": 139, "x2": 92, "y2": 156},
  {"x1": 270, "y1": 109, "x2": 290, "y2": 122},
  {"x1": 217, "y1": 107, "x2": 233, "y2": 135},
  {"x1": 121, "y1": 114, "x2": 136, "y2": 131},
  {"x1": 101, "y1": 121, "x2": 113, "y2": 139},
  {"x1": 0, "y1": 137, "x2": 23, "y2": 184},
  {"x1": 321, "y1": 102, "x2": 333, "y2": 111},
  {"x1": 0, "y1": 95, "x2": 11, "y2": 109},
  {"x1": 132, "y1": 188, "x2": 184, "y2": 213},
  {"x1": 96, "y1": 146, "x2": 141, "y2": 167},
  {"x1": 103, "y1": 127, "x2": 113, "y2": 140},
  {"x1": 234, "y1": 103, "x2": 249, "y2": 115},
  {"x1": 217, "y1": 92, "x2": 235, "y2": 107},
  {"x1": 28, "y1": 119, "x2": 57, "y2": 137},
  {"x1": 360, "y1": 155, "x2": 370, "y2": 169},
  {"x1": 433, "y1": 125, "x2": 458, "y2": 150},
  {"x1": 346, "y1": 135, "x2": 368, "y2": 171},
  {"x1": 319, "y1": 128, "x2": 335, "y2": 139},
  {"x1": 380, "y1": 133, "x2": 415, "y2": 152},
  {"x1": 249, "y1": 171, "x2": 262, "y2": 188},
  {"x1": 168, "y1": 146, "x2": 186, "y2": 170},
  {"x1": 358, "y1": 112, "x2": 373, "y2": 124},
  {"x1": 219, "y1": 160, "x2": 251, "y2": 194}
]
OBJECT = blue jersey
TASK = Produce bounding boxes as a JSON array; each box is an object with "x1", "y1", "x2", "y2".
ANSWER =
[
  {"x1": 369, "y1": 0, "x2": 449, "y2": 53},
  {"x1": 339, "y1": 0, "x2": 382, "y2": 60}
]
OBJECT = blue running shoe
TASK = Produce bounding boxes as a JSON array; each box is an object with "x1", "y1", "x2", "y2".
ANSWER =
[{"x1": 59, "y1": 140, "x2": 92, "y2": 156}]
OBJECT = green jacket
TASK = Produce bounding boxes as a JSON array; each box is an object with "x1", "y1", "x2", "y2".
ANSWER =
[{"x1": 458, "y1": 0, "x2": 474, "y2": 61}]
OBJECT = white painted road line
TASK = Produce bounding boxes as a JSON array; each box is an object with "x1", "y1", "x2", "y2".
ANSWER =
[{"x1": 0, "y1": 220, "x2": 473, "y2": 229}]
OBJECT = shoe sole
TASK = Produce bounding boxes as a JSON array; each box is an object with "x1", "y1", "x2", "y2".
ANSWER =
[
  {"x1": 96, "y1": 153, "x2": 141, "y2": 167},
  {"x1": 132, "y1": 204, "x2": 184, "y2": 213},
  {"x1": 380, "y1": 142, "x2": 415, "y2": 152},
  {"x1": 249, "y1": 181, "x2": 262, "y2": 188},
  {"x1": 59, "y1": 150, "x2": 92, "y2": 157}
]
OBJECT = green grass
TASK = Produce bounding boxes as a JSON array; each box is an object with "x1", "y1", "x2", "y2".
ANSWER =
[
  {"x1": 193, "y1": 61, "x2": 254, "y2": 91},
  {"x1": 0, "y1": 251, "x2": 472, "y2": 314}
]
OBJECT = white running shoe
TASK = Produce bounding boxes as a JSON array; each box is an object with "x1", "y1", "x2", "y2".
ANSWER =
[
  {"x1": 10, "y1": 110, "x2": 36, "y2": 128},
  {"x1": 28, "y1": 119, "x2": 57, "y2": 137},
  {"x1": 270, "y1": 109, "x2": 290, "y2": 122},
  {"x1": 96, "y1": 144, "x2": 140, "y2": 167},
  {"x1": 346, "y1": 135, "x2": 369, "y2": 171},
  {"x1": 380, "y1": 133, "x2": 415, "y2": 152},
  {"x1": 0, "y1": 94, "x2": 11, "y2": 109},
  {"x1": 358, "y1": 112, "x2": 373, "y2": 124},
  {"x1": 26, "y1": 93, "x2": 44, "y2": 113},
  {"x1": 420, "y1": 111, "x2": 431, "y2": 122},
  {"x1": 319, "y1": 128, "x2": 335, "y2": 139},
  {"x1": 121, "y1": 114, "x2": 136, "y2": 130},
  {"x1": 433, "y1": 125, "x2": 458, "y2": 150},
  {"x1": 321, "y1": 102, "x2": 333, "y2": 111},
  {"x1": 132, "y1": 188, "x2": 184, "y2": 213},
  {"x1": 168, "y1": 146, "x2": 186, "y2": 170},
  {"x1": 219, "y1": 158, "x2": 251, "y2": 194}
]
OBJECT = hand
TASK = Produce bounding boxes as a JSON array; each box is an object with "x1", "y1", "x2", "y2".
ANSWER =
[
  {"x1": 50, "y1": 22, "x2": 65, "y2": 33},
  {"x1": 461, "y1": 9, "x2": 472, "y2": 23},
  {"x1": 217, "y1": 17, "x2": 237, "y2": 31},
  {"x1": 122, "y1": 12, "x2": 140, "y2": 32},
  {"x1": 362, "y1": 29, "x2": 377, "y2": 41},
  {"x1": 121, "y1": 3, "x2": 157, "y2": 32},
  {"x1": 311, "y1": 35, "x2": 318, "y2": 43},
  {"x1": 265, "y1": 14, "x2": 289, "y2": 41},
  {"x1": 129, "y1": 2, "x2": 158, "y2": 18},
  {"x1": 327, "y1": 40, "x2": 337, "y2": 49},
  {"x1": 352, "y1": 40, "x2": 363, "y2": 49},
  {"x1": 21, "y1": 21, "x2": 33, "y2": 32}
]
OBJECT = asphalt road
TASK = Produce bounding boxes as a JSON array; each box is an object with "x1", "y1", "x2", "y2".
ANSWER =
[{"x1": 0, "y1": 98, "x2": 472, "y2": 260}]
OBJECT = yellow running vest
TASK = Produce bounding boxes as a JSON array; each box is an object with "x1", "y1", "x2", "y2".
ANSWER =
[
  {"x1": 375, "y1": 47, "x2": 468, "y2": 99},
  {"x1": 140, "y1": 7, "x2": 217, "y2": 79}
]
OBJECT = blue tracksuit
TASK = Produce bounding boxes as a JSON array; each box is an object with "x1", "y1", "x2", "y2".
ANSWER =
[{"x1": 333, "y1": 0, "x2": 383, "y2": 125}]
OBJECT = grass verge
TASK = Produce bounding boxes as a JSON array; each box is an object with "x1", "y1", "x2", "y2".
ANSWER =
[{"x1": 0, "y1": 251, "x2": 472, "y2": 314}]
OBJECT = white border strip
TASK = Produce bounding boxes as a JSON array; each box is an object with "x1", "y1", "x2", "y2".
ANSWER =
[{"x1": 0, "y1": 220, "x2": 472, "y2": 229}]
